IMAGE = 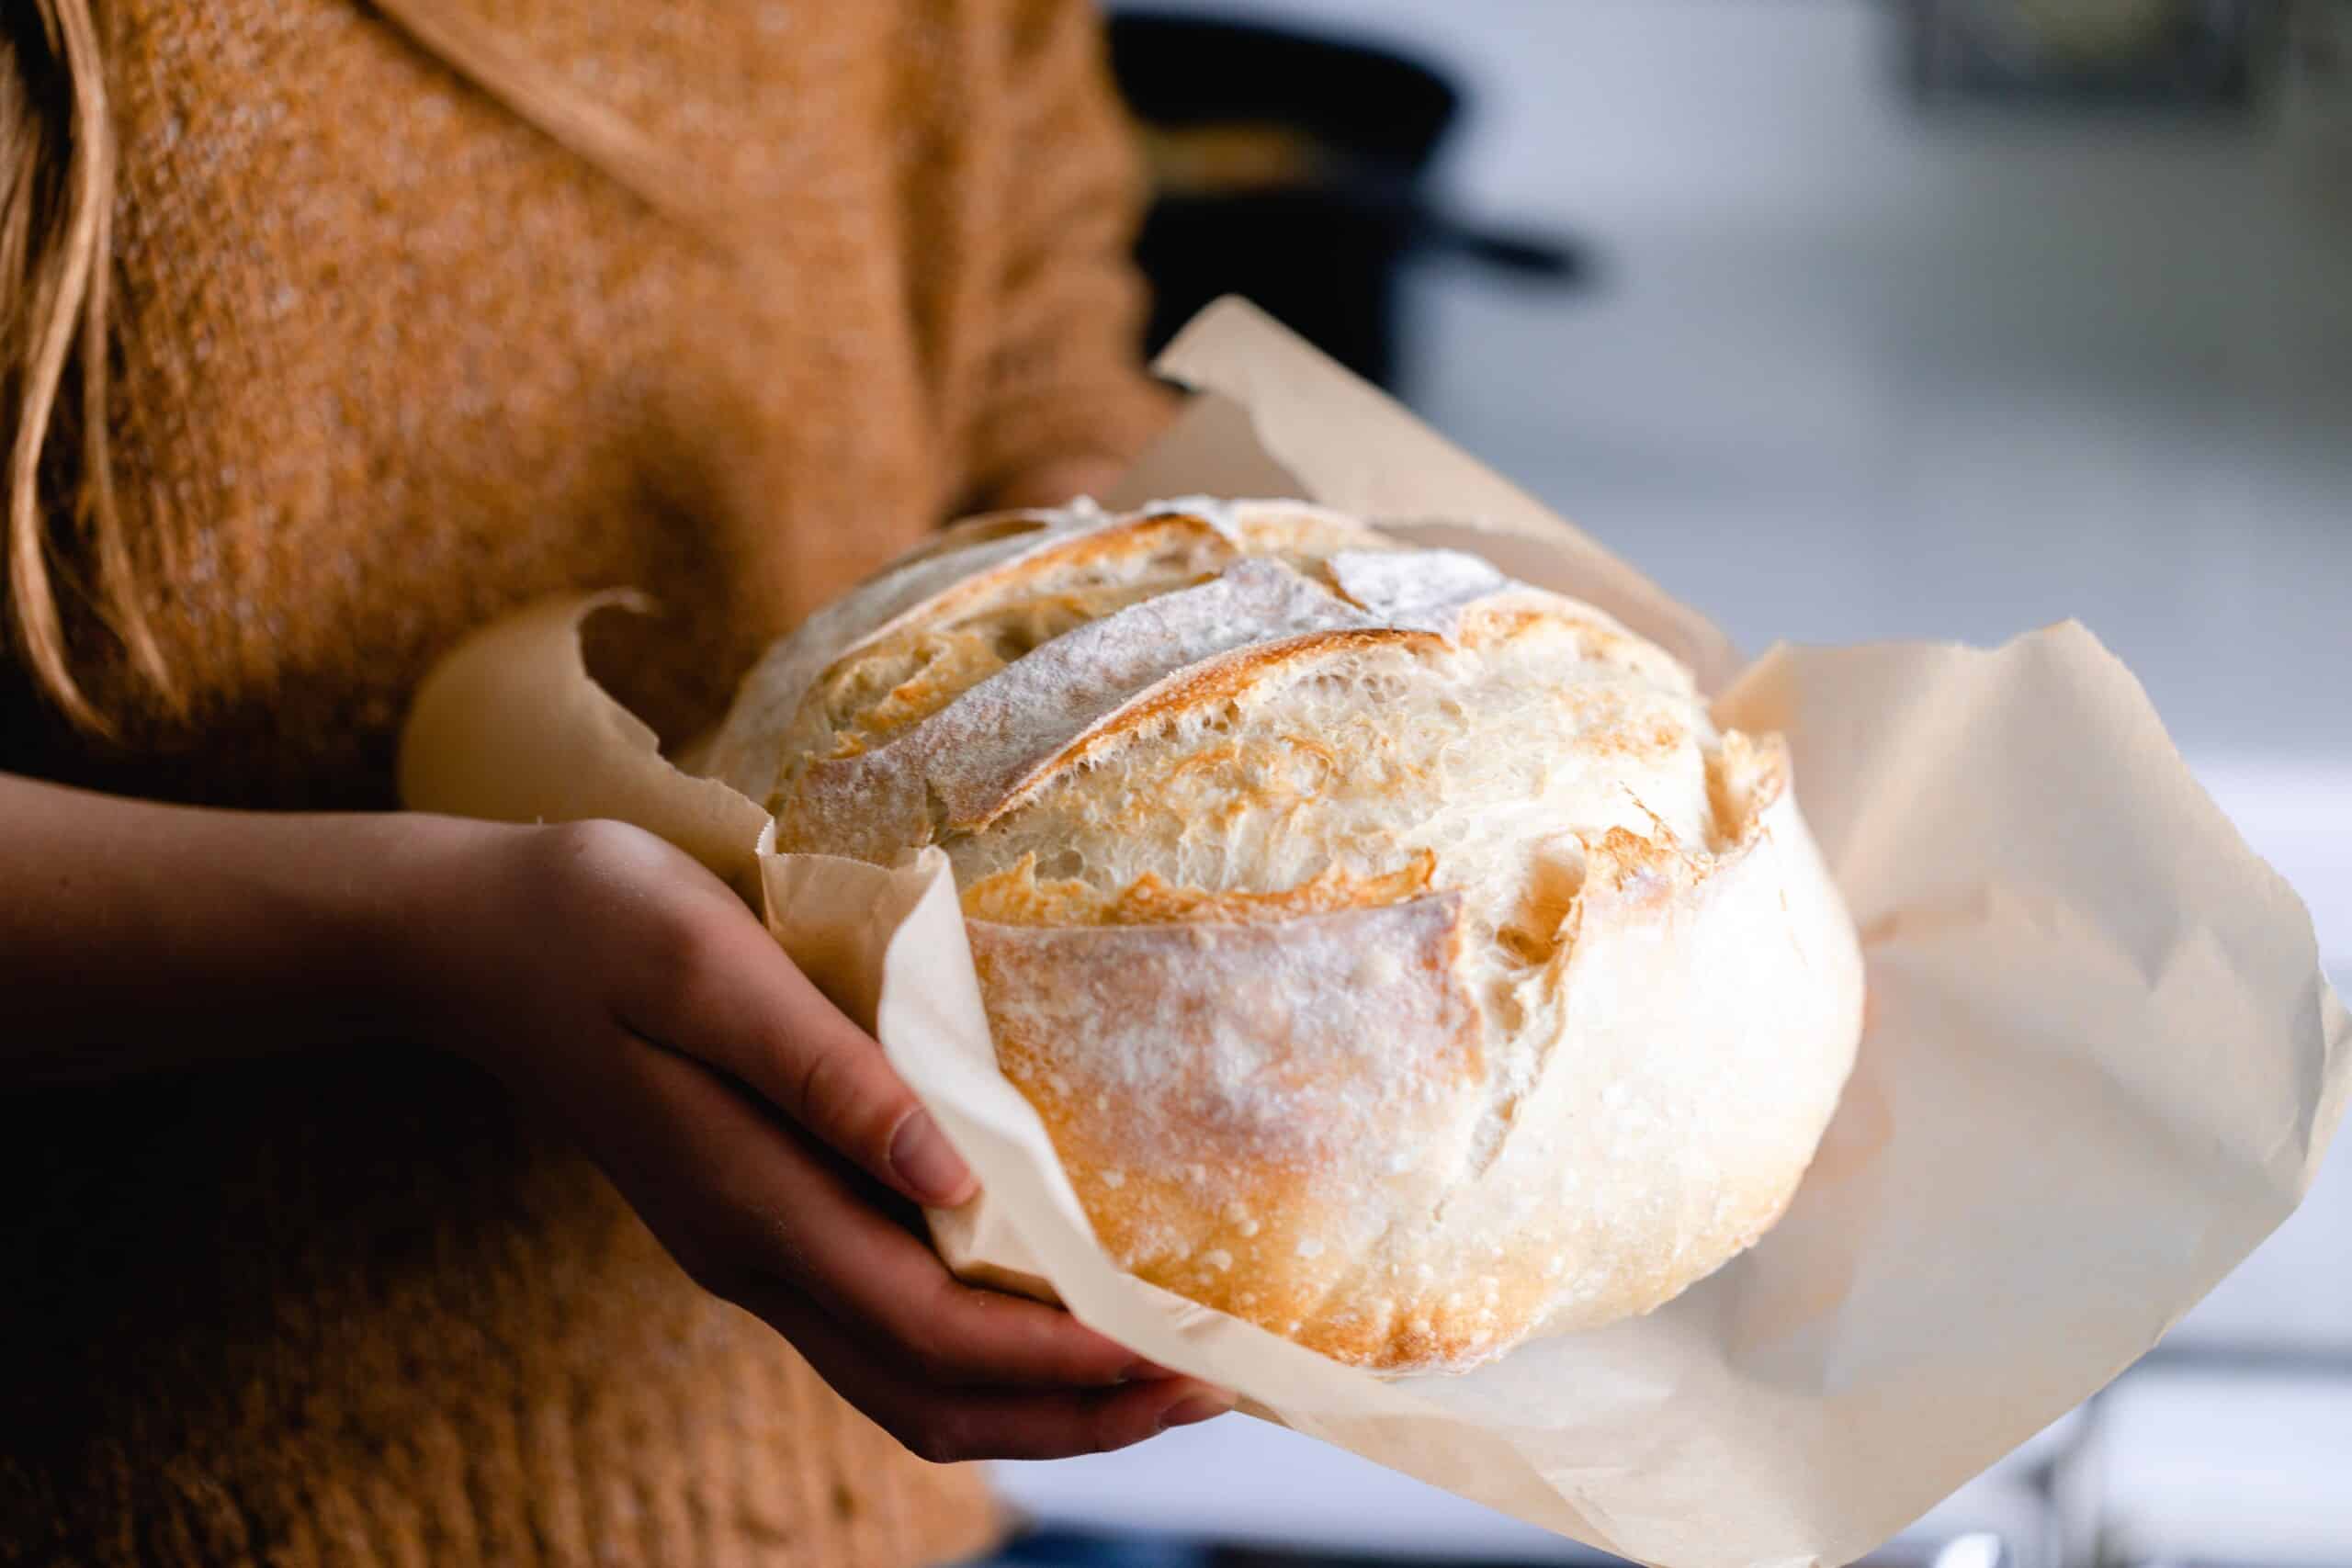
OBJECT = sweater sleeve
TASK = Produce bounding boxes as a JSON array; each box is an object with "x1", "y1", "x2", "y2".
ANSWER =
[{"x1": 959, "y1": 0, "x2": 1177, "y2": 507}]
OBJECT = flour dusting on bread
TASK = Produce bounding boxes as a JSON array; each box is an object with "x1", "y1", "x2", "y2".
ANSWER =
[{"x1": 706, "y1": 499, "x2": 1864, "y2": 1373}]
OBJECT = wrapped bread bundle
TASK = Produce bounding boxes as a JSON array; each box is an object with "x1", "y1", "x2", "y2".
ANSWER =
[
  {"x1": 703, "y1": 498, "x2": 1864, "y2": 1374},
  {"x1": 400, "y1": 301, "x2": 2348, "y2": 1562}
]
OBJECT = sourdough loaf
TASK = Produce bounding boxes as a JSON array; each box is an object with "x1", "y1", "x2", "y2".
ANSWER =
[{"x1": 705, "y1": 500, "x2": 1864, "y2": 1373}]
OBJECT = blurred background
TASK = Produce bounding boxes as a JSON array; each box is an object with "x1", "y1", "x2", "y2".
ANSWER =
[{"x1": 981, "y1": 3, "x2": 2352, "y2": 1565}]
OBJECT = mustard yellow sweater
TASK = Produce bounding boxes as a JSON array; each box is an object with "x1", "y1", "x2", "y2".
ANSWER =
[{"x1": 0, "y1": 0, "x2": 1169, "y2": 1561}]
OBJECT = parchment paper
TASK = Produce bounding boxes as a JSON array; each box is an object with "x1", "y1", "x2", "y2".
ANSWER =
[{"x1": 399, "y1": 297, "x2": 2350, "y2": 1568}]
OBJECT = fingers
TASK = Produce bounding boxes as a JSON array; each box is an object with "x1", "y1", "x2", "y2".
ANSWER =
[
  {"x1": 531, "y1": 821, "x2": 1235, "y2": 1461},
  {"x1": 748, "y1": 1286, "x2": 1234, "y2": 1464},
  {"x1": 622, "y1": 1027, "x2": 1151, "y2": 1389},
  {"x1": 628, "y1": 884, "x2": 976, "y2": 1208}
]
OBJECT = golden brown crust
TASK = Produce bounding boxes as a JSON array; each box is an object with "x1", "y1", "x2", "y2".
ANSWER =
[
  {"x1": 977, "y1": 626, "x2": 1447, "y2": 830},
  {"x1": 962, "y1": 850, "x2": 1439, "y2": 926},
  {"x1": 882, "y1": 513, "x2": 1232, "y2": 645},
  {"x1": 722, "y1": 500, "x2": 1866, "y2": 1374},
  {"x1": 969, "y1": 893, "x2": 1498, "y2": 1369}
]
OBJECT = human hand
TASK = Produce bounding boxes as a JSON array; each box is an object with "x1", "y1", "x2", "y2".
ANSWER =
[{"x1": 391, "y1": 815, "x2": 1233, "y2": 1460}]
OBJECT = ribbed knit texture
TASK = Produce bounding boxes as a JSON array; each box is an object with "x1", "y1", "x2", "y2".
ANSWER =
[
  {"x1": 0, "y1": 1054, "x2": 1006, "y2": 1566},
  {"x1": 0, "y1": 0, "x2": 1170, "y2": 1561}
]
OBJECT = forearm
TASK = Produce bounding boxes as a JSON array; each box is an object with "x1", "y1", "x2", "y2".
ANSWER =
[{"x1": 0, "y1": 771, "x2": 455, "y2": 1085}]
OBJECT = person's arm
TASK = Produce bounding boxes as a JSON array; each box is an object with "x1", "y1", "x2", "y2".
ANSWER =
[
  {"x1": 0, "y1": 772, "x2": 430, "y2": 1080},
  {"x1": 962, "y1": 0, "x2": 1177, "y2": 513},
  {"x1": 1, "y1": 772, "x2": 1230, "y2": 1455}
]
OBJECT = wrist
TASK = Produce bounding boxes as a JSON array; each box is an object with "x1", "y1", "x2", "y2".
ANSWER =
[{"x1": 365, "y1": 810, "x2": 514, "y2": 1053}]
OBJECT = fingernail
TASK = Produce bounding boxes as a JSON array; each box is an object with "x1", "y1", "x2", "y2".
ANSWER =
[
  {"x1": 1158, "y1": 1390, "x2": 1235, "y2": 1430},
  {"x1": 888, "y1": 1111, "x2": 975, "y2": 1205},
  {"x1": 1120, "y1": 1358, "x2": 1180, "y2": 1382}
]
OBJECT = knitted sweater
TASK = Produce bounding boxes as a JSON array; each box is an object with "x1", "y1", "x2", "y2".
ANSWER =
[{"x1": 0, "y1": 0, "x2": 1169, "y2": 1562}]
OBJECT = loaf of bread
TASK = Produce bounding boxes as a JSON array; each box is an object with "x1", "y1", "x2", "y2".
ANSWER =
[{"x1": 704, "y1": 499, "x2": 1864, "y2": 1374}]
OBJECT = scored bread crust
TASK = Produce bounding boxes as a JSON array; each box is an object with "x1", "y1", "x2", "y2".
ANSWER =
[{"x1": 706, "y1": 498, "x2": 1864, "y2": 1373}]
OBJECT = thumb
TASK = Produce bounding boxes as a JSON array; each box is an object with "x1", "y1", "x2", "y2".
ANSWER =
[{"x1": 646, "y1": 907, "x2": 978, "y2": 1207}]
